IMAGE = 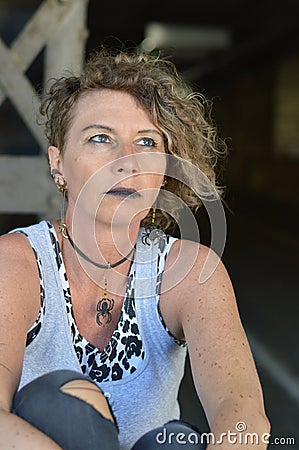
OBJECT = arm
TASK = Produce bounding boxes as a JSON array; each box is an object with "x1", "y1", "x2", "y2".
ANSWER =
[
  {"x1": 0, "y1": 233, "x2": 62, "y2": 450},
  {"x1": 164, "y1": 241, "x2": 270, "y2": 449}
]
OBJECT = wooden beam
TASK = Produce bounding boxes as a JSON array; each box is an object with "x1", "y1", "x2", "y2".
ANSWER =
[
  {"x1": 0, "y1": 0, "x2": 89, "y2": 217},
  {"x1": 0, "y1": 156, "x2": 60, "y2": 215},
  {"x1": 45, "y1": 0, "x2": 89, "y2": 80},
  {"x1": 0, "y1": 38, "x2": 47, "y2": 150},
  {"x1": 0, "y1": 0, "x2": 89, "y2": 152},
  {"x1": 0, "y1": 0, "x2": 72, "y2": 108}
]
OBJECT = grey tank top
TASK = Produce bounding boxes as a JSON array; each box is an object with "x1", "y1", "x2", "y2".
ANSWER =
[{"x1": 13, "y1": 221, "x2": 187, "y2": 450}]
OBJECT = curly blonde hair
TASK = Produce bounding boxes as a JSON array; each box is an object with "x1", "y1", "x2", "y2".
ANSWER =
[{"x1": 40, "y1": 48, "x2": 226, "y2": 231}]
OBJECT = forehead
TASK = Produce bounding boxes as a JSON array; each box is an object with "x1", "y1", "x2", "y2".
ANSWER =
[{"x1": 71, "y1": 88, "x2": 154, "y2": 128}]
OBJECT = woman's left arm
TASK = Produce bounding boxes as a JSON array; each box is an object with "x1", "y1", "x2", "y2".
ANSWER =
[{"x1": 178, "y1": 244, "x2": 271, "y2": 449}]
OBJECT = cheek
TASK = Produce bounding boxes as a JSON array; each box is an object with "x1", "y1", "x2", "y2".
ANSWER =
[
  {"x1": 63, "y1": 159, "x2": 91, "y2": 200},
  {"x1": 137, "y1": 152, "x2": 166, "y2": 176},
  {"x1": 65, "y1": 156, "x2": 93, "y2": 184},
  {"x1": 140, "y1": 175, "x2": 163, "y2": 205},
  {"x1": 146, "y1": 173, "x2": 164, "y2": 187}
]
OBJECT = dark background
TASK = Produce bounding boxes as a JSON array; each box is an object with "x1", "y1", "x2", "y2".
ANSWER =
[{"x1": 1, "y1": 1, "x2": 298, "y2": 447}]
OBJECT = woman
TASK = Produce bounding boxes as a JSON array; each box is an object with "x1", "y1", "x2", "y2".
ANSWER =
[{"x1": 0, "y1": 49, "x2": 270, "y2": 449}]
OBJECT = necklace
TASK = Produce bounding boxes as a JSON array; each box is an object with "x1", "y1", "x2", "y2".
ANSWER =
[
  {"x1": 62, "y1": 226, "x2": 135, "y2": 326},
  {"x1": 64, "y1": 227, "x2": 134, "y2": 268}
]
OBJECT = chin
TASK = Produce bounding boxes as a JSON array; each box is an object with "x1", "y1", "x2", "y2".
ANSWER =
[
  {"x1": 94, "y1": 209, "x2": 141, "y2": 229},
  {"x1": 99, "y1": 198, "x2": 148, "y2": 224}
]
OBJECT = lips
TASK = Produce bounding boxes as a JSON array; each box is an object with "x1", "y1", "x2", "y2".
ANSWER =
[{"x1": 106, "y1": 187, "x2": 141, "y2": 198}]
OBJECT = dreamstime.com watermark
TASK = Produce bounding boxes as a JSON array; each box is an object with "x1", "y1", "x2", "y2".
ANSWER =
[{"x1": 155, "y1": 422, "x2": 296, "y2": 446}]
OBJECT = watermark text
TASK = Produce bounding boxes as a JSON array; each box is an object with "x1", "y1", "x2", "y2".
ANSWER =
[{"x1": 155, "y1": 422, "x2": 296, "y2": 446}]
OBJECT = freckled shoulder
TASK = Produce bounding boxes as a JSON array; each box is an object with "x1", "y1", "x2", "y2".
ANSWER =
[
  {"x1": 163, "y1": 238, "x2": 219, "y2": 294},
  {"x1": 160, "y1": 239, "x2": 215, "y2": 340},
  {"x1": 0, "y1": 232, "x2": 42, "y2": 407},
  {"x1": 161, "y1": 237, "x2": 234, "y2": 337},
  {"x1": 0, "y1": 232, "x2": 41, "y2": 328}
]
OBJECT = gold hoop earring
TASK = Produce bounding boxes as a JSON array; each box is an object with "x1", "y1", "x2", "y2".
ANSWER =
[
  {"x1": 50, "y1": 169, "x2": 67, "y2": 193},
  {"x1": 56, "y1": 177, "x2": 67, "y2": 193},
  {"x1": 51, "y1": 170, "x2": 68, "y2": 237},
  {"x1": 58, "y1": 187, "x2": 68, "y2": 238}
]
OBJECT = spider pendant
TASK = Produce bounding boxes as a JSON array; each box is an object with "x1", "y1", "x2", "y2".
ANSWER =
[
  {"x1": 141, "y1": 227, "x2": 167, "y2": 252},
  {"x1": 96, "y1": 298, "x2": 114, "y2": 326}
]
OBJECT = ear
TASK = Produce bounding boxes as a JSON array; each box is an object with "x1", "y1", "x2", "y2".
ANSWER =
[{"x1": 48, "y1": 146, "x2": 64, "y2": 176}]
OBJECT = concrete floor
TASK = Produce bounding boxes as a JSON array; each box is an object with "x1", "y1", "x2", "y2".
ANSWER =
[{"x1": 179, "y1": 194, "x2": 299, "y2": 449}]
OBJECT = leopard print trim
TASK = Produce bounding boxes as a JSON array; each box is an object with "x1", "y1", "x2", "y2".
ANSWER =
[
  {"x1": 24, "y1": 221, "x2": 185, "y2": 376},
  {"x1": 47, "y1": 222, "x2": 145, "y2": 382},
  {"x1": 156, "y1": 253, "x2": 187, "y2": 348}
]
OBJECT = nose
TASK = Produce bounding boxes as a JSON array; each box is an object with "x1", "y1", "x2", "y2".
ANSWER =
[{"x1": 111, "y1": 145, "x2": 141, "y2": 175}]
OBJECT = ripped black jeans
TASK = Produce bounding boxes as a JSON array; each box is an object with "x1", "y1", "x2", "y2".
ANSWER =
[{"x1": 13, "y1": 370, "x2": 206, "y2": 450}]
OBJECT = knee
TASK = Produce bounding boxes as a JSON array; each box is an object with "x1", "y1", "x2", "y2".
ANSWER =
[
  {"x1": 14, "y1": 370, "x2": 115, "y2": 425},
  {"x1": 60, "y1": 379, "x2": 114, "y2": 424},
  {"x1": 13, "y1": 370, "x2": 119, "y2": 450}
]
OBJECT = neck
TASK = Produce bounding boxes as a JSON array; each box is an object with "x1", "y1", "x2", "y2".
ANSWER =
[{"x1": 64, "y1": 209, "x2": 139, "y2": 268}]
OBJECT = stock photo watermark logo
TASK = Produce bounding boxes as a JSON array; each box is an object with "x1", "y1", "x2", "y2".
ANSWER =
[
  {"x1": 71, "y1": 153, "x2": 227, "y2": 295},
  {"x1": 155, "y1": 421, "x2": 296, "y2": 446}
]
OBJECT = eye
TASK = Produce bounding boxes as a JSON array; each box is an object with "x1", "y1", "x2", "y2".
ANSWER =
[
  {"x1": 137, "y1": 137, "x2": 158, "y2": 147},
  {"x1": 89, "y1": 134, "x2": 111, "y2": 144}
]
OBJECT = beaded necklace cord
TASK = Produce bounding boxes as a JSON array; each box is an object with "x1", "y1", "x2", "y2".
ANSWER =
[{"x1": 62, "y1": 226, "x2": 135, "y2": 326}]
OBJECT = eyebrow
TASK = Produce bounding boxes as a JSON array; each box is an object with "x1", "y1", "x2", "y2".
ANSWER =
[
  {"x1": 81, "y1": 124, "x2": 113, "y2": 133},
  {"x1": 137, "y1": 129, "x2": 163, "y2": 138},
  {"x1": 81, "y1": 124, "x2": 163, "y2": 137}
]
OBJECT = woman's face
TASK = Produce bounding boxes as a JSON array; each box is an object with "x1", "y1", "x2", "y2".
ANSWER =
[{"x1": 49, "y1": 89, "x2": 166, "y2": 227}]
